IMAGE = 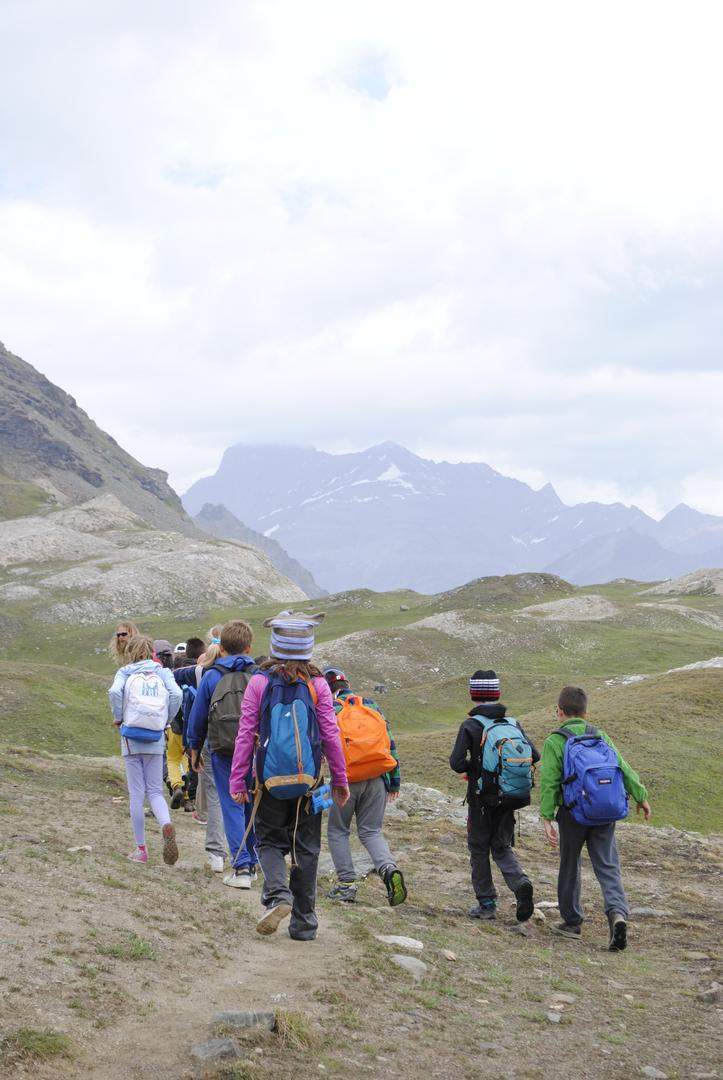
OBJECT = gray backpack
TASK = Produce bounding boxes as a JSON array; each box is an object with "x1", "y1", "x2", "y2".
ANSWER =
[{"x1": 207, "y1": 664, "x2": 257, "y2": 755}]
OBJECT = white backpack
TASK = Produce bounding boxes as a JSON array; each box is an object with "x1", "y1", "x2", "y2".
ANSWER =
[{"x1": 123, "y1": 670, "x2": 169, "y2": 731}]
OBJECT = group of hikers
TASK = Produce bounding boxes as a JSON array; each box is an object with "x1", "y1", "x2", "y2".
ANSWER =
[{"x1": 108, "y1": 611, "x2": 651, "y2": 951}]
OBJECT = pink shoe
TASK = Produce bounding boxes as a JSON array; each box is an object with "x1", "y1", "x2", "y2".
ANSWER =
[
  {"x1": 127, "y1": 846, "x2": 148, "y2": 864},
  {"x1": 192, "y1": 811, "x2": 208, "y2": 825}
]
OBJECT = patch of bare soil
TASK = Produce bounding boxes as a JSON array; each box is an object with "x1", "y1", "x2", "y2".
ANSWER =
[{"x1": 518, "y1": 595, "x2": 620, "y2": 621}]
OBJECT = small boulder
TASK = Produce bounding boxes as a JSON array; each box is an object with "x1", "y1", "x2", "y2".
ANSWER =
[
  {"x1": 550, "y1": 993, "x2": 575, "y2": 1005},
  {"x1": 629, "y1": 907, "x2": 672, "y2": 918},
  {"x1": 67, "y1": 845, "x2": 92, "y2": 854},
  {"x1": 545, "y1": 1011, "x2": 561, "y2": 1024},
  {"x1": 696, "y1": 983, "x2": 721, "y2": 1004},
  {"x1": 535, "y1": 901, "x2": 559, "y2": 909},
  {"x1": 377, "y1": 935, "x2": 424, "y2": 951},
  {"x1": 391, "y1": 954, "x2": 428, "y2": 980},
  {"x1": 191, "y1": 1038, "x2": 240, "y2": 1062},
  {"x1": 213, "y1": 1011, "x2": 276, "y2": 1031},
  {"x1": 532, "y1": 908, "x2": 547, "y2": 923},
  {"x1": 640, "y1": 1068, "x2": 668, "y2": 1079},
  {"x1": 684, "y1": 951, "x2": 711, "y2": 961},
  {"x1": 441, "y1": 949, "x2": 456, "y2": 961}
]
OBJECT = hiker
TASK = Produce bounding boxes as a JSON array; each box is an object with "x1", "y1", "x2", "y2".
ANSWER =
[
  {"x1": 109, "y1": 620, "x2": 139, "y2": 667},
  {"x1": 449, "y1": 669, "x2": 538, "y2": 923},
  {"x1": 171, "y1": 636, "x2": 206, "y2": 812},
  {"x1": 108, "y1": 633, "x2": 182, "y2": 865},
  {"x1": 229, "y1": 611, "x2": 349, "y2": 940},
  {"x1": 540, "y1": 686, "x2": 651, "y2": 951},
  {"x1": 323, "y1": 666, "x2": 407, "y2": 907},
  {"x1": 155, "y1": 638, "x2": 188, "y2": 810},
  {"x1": 186, "y1": 620, "x2": 260, "y2": 887}
]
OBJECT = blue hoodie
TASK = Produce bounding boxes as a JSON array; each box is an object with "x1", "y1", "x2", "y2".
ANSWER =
[
  {"x1": 108, "y1": 659, "x2": 182, "y2": 757},
  {"x1": 186, "y1": 654, "x2": 256, "y2": 751}
]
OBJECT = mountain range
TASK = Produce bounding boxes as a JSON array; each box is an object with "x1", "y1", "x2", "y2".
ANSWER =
[{"x1": 183, "y1": 442, "x2": 723, "y2": 593}]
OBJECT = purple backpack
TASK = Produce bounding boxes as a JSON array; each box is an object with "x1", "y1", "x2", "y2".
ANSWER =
[{"x1": 556, "y1": 725, "x2": 628, "y2": 826}]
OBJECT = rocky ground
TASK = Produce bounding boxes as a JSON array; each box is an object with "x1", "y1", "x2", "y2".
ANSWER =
[{"x1": 1, "y1": 751, "x2": 721, "y2": 1080}]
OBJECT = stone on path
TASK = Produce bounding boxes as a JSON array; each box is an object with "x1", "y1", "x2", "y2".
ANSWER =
[
  {"x1": 535, "y1": 901, "x2": 559, "y2": 909},
  {"x1": 376, "y1": 935, "x2": 424, "y2": 951},
  {"x1": 67, "y1": 845, "x2": 92, "y2": 853},
  {"x1": 390, "y1": 954, "x2": 428, "y2": 980},
  {"x1": 696, "y1": 983, "x2": 721, "y2": 1004},
  {"x1": 191, "y1": 1038, "x2": 240, "y2": 1062},
  {"x1": 550, "y1": 993, "x2": 576, "y2": 1005},
  {"x1": 684, "y1": 951, "x2": 711, "y2": 961},
  {"x1": 213, "y1": 1011, "x2": 276, "y2": 1031},
  {"x1": 546, "y1": 1011, "x2": 562, "y2": 1024},
  {"x1": 441, "y1": 949, "x2": 456, "y2": 961},
  {"x1": 629, "y1": 907, "x2": 672, "y2": 918},
  {"x1": 640, "y1": 1068, "x2": 668, "y2": 1079}
]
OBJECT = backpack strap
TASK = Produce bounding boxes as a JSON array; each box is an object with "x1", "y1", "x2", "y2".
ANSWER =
[{"x1": 553, "y1": 726, "x2": 574, "y2": 740}]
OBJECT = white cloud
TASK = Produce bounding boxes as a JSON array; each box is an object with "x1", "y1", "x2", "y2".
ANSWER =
[{"x1": 0, "y1": 0, "x2": 722, "y2": 511}]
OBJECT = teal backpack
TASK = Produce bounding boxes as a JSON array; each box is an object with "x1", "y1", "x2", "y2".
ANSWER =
[{"x1": 476, "y1": 716, "x2": 534, "y2": 802}]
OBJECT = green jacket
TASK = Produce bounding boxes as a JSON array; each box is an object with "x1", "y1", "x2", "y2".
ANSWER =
[{"x1": 539, "y1": 719, "x2": 648, "y2": 821}]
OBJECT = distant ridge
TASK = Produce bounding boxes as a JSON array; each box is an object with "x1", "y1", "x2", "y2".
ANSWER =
[{"x1": 183, "y1": 441, "x2": 723, "y2": 593}]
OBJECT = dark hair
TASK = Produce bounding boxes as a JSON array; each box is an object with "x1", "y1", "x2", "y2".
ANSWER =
[
  {"x1": 260, "y1": 659, "x2": 321, "y2": 683},
  {"x1": 221, "y1": 619, "x2": 253, "y2": 655},
  {"x1": 558, "y1": 686, "x2": 588, "y2": 717},
  {"x1": 254, "y1": 655, "x2": 269, "y2": 666},
  {"x1": 157, "y1": 651, "x2": 174, "y2": 669},
  {"x1": 184, "y1": 637, "x2": 205, "y2": 662}
]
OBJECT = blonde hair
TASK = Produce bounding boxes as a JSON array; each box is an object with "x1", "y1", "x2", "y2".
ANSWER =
[
  {"x1": 202, "y1": 624, "x2": 224, "y2": 669},
  {"x1": 109, "y1": 620, "x2": 140, "y2": 666},
  {"x1": 125, "y1": 633, "x2": 154, "y2": 664}
]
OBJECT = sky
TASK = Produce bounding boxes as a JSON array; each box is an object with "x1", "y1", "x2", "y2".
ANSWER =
[{"x1": 1, "y1": 0, "x2": 722, "y2": 517}]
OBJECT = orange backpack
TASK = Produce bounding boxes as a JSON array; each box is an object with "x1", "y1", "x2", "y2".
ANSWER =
[{"x1": 335, "y1": 695, "x2": 397, "y2": 783}]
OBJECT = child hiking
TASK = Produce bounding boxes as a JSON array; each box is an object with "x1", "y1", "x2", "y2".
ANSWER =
[
  {"x1": 108, "y1": 633, "x2": 183, "y2": 865},
  {"x1": 230, "y1": 612, "x2": 349, "y2": 941},
  {"x1": 323, "y1": 666, "x2": 407, "y2": 907},
  {"x1": 186, "y1": 620, "x2": 259, "y2": 888},
  {"x1": 540, "y1": 685, "x2": 651, "y2": 951},
  {"x1": 449, "y1": 669, "x2": 538, "y2": 923}
]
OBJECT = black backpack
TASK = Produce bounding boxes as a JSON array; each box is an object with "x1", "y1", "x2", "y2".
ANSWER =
[{"x1": 207, "y1": 664, "x2": 257, "y2": 756}]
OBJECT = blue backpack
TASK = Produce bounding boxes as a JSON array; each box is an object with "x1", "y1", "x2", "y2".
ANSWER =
[
  {"x1": 556, "y1": 725, "x2": 628, "y2": 826},
  {"x1": 255, "y1": 674, "x2": 322, "y2": 799},
  {"x1": 477, "y1": 716, "x2": 534, "y2": 802}
]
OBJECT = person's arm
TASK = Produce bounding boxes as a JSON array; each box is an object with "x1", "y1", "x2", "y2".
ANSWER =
[
  {"x1": 449, "y1": 722, "x2": 472, "y2": 774},
  {"x1": 108, "y1": 669, "x2": 127, "y2": 724},
  {"x1": 160, "y1": 667, "x2": 183, "y2": 722},
  {"x1": 601, "y1": 732, "x2": 649, "y2": 808},
  {"x1": 314, "y1": 679, "x2": 348, "y2": 789},
  {"x1": 538, "y1": 735, "x2": 563, "y2": 821},
  {"x1": 186, "y1": 670, "x2": 214, "y2": 751},
  {"x1": 229, "y1": 674, "x2": 265, "y2": 797},
  {"x1": 385, "y1": 726, "x2": 401, "y2": 793}
]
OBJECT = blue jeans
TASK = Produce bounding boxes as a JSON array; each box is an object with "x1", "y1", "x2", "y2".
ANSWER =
[{"x1": 210, "y1": 752, "x2": 257, "y2": 870}]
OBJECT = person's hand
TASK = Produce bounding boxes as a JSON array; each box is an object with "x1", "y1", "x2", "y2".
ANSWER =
[
  {"x1": 231, "y1": 790, "x2": 249, "y2": 804},
  {"x1": 113, "y1": 719, "x2": 122, "y2": 727},
  {"x1": 387, "y1": 791, "x2": 399, "y2": 803},
  {"x1": 543, "y1": 819, "x2": 559, "y2": 848},
  {"x1": 190, "y1": 749, "x2": 204, "y2": 772},
  {"x1": 636, "y1": 800, "x2": 651, "y2": 821},
  {"x1": 332, "y1": 784, "x2": 350, "y2": 808}
]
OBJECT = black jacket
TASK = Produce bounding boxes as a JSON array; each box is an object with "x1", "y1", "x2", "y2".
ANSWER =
[{"x1": 449, "y1": 703, "x2": 540, "y2": 809}]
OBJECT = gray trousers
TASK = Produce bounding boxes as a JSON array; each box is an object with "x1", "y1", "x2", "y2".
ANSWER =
[
  {"x1": 327, "y1": 776, "x2": 397, "y2": 882},
  {"x1": 557, "y1": 808, "x2": 629, "y2": 924},
  {"x1": 467, "y1": 803, "x2": 529, "y2": 902},
  {"x1": 256, "y1": 791, "x2": 322, "y2": 940},
  {"x1": 197, "y1": 756, "x2": 225, "y2": 860}
]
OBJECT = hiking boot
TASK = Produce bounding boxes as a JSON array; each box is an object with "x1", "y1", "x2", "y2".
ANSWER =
[
  {"x1": 208, "y1": 854, "x2": 224, "y2": 874},
  {"x1": 552, "y1": 921, "x2": 582, "y2": 940},
  {"x1": 127, "y1": 846, "x2": 148, "y2": 864},
  {"x1": 224, "y1": 868, "x2": 254, "y2": 889},
  {"x1": 608, "y1": 913, "x2": 628, "y2": 952},
  {"x1": 161, "y1": 823, "x2": 179, "y2": 866},
  {"x1": 515, "y1": 881, "x2": 535, "y2": 923},
  {"x1": 256, "y1": 902, "x2": 292, "y2": 936},
  {"x1": 183, "y1": 800, "x2": 196, "y2": 813},
  {"x1": 328, "y1": 882, "x2": 358, "y2": 903},
  {"x1": 382, "y1": 867, "x2": 407, "y2": 907},
  {"x1": 170, "y1": 786, "x2": 185, "y2": 810},
  {"x1": 469, "y1": 901, "x2": 496, "y2": 920}
]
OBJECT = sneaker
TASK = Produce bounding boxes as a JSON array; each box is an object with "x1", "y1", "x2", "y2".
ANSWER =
[
  {"x1": 183, "y1": 800, "x2": 196, "y2": 813},
  {"x1": 608, "y1": 913, "x2": 628, "y2": 952},
  {"x1": 469, "y1": 901, "x2": 496, "y2": 920},
  {"x1": 382, "y1": 867, "x2": 407, "y2": 907},
  {"x1": 223, "y1": 868, "x2": 253, "y2": 889},
  {"x1": 328, "y1": 882, "x2": 358, "y2": 903},
  {"x1": 515, "y1": 881, "x2": 535, "y2": 923},
  {"x1": 127, "y1": 846, "x2": 148, "y2": 864},
  {"x1": 161, "y1": 823, "x2": 179, "y2": 866},
  {"x1": 256, "y1": 901, "x2": 292, "y2": 936},
  {"x1": 552, "y1": 921, "x2": 582, "y2": 939},
  {"x1": 170, "y1": 786, "x2": 185, "y2": 810},
  {"x1": 208, "y1": 854, "x2": 224, "y2": 874},
  {"x1": 192, "y1": 810, "x2": 208, "y2": 826}
]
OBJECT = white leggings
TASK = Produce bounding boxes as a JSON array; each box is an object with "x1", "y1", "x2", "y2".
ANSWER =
[{"x1": 124, "y1": 754, "x2": 170, "y2": 846}]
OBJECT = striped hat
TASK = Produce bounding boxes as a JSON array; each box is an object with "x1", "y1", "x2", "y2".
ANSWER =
[
  {"x1": 263, "y1": 610, "x2": 326, "y2": 661},
  {"x1": 469, "y1": 669, "x2": 501, "y2": 702}
]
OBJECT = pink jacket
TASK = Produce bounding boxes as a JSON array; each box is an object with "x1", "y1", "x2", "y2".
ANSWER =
[{"x1": 229, "y1": 674, "x2": 348, "y2": 795}]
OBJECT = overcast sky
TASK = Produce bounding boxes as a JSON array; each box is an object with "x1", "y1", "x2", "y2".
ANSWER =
[{"x1": 1, "y1": 0, "x2": 722, "y2": 517}]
